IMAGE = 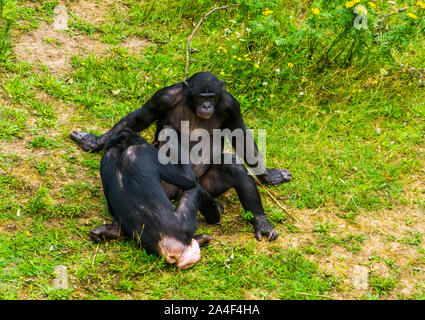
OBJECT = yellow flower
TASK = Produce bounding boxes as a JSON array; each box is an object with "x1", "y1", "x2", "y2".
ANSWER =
[
  {"x1": 220, "y1": 71, "x2": 225, "y2": 76},
  {"x1": 368, "y1": 2, "x2": 376, "y2": 8},
  {"x1": 288, "y1": 62, "x2": 294, "y2": 67},
  {"x1": 262, "y1": 8, "x2": 274, "y2": 16},
  {"x1": 311, "y1": 8, "x2": 320, "y2": 15},
  {"x1": 147, "y1": 85, "x2": 152, "y2": 89},
  {"x1": 345, "y1": 0, "x2": 360, "y2": 9},
  {"x1": 407, "y1": 12, "x2": 418, "y2": 19},
  {"x1": 418, "y1": 1, "x2": 425, "y2": 9},
  {"x1": 270, "y1": 94, "x2": 275, "y2": 98},
  {"x1": 155, "y1": 83, "x2": 160, "y2": 88},
  {"x1": 254, "y1": 63, "x2": 260, "y2": 68},
  {"x1": 244, "y1": 54, "x2": 249, "y2": 57}
]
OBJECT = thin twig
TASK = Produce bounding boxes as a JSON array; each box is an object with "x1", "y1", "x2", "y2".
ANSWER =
[
  {"x1": 334, "y1": 263, "x2": 348, "y2": 291},
  {"x1": 92, "y1": 243, "x2": 100, "y2": 268},
  {"x1": 184, "y1": 4, "x2": 240, "y2": 79},
  {"x1": 246, "y1": 166, "x2": 299, "y2": 223},
  {"x1": 375, "y1": 7, "x2": 408, "y2": 30}
]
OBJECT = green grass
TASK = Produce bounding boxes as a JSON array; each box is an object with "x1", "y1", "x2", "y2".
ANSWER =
[{"x1": 0, "y1": 0, "x2": 424, "y2": 299}]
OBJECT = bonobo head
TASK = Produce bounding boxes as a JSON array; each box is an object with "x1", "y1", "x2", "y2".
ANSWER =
[
  {"x1": 184, "y1": 72, "x2": 225, "y2": 120},
  {"x1": 157, "y1": 236, "x2": 201, "y2": 269},
  {"x1": 142, "y1": 221, "x2": 200, "y2": 269}
]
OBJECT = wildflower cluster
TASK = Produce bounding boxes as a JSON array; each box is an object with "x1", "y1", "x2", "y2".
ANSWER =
[
  {"x1": 407, "y1": 12, "x2": 418, "y2": 19},
  {"x1": 345, "y1": 0, "x2": 361, "y2": 9},
  {"x1": 311, "y1": 8, "x2": 320, "y2": 15},
  {"x1": 261, "y1": 8, "x2": 274, "y2": 16}
]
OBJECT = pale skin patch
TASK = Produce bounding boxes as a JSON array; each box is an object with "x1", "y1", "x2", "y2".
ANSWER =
[{"x1": 157, "y1": 236, "x2": 201, "y2": 269}]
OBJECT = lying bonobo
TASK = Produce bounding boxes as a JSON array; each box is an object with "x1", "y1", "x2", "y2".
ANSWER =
[{"x1": 93, "y1": 129, "x2": 222, "y2": 269}]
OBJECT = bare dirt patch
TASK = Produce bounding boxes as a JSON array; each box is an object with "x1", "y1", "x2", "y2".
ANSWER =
[
  {"x1": 199, "y1": 191, "x2": 425, "y2": 299},
  {"x1": 120, "y1": 36, "x2": 150, "y2": 56},
  {"x1": 13, "y1": 21, "x2": 109, "y2": 75},
  {"x1": 268, "y1": 206, "x2": 425, "y2": 299},
  {"x1": 69, "y1": 0, "x2": 128, "y2": 26}
]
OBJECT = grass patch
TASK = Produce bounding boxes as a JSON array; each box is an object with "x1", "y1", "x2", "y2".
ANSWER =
[{"x1": 0, "y1": 0, "x2": 424, "y2": 300}]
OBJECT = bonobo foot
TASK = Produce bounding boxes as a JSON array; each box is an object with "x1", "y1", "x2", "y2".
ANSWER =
[
  {"x1": 252, "y1": 216, "x2": 279, "y2": 241},
  {"x1": 216, "y1": 201, "x2": 224, "y2": 218},
  {"x1": 89, "y1": 222, "x2": 125, "y2": 243},
  {"x1": 259, "y1": 168, "x2": 292, "y2": 186},
  {"x1": 194, "y1": 234, "x2": 213, "y2": 247},
  {"x1": 70, "y1": 131, "x2": 102, "y2": 152}
]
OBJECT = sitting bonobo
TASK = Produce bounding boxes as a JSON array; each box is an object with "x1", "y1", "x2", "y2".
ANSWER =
[
  {"x1": 72, "y1": 72, "x2": 291, "y2": 241},
  {"x1": 94, "y1": 129, "x2": 222, "y2": 269}
]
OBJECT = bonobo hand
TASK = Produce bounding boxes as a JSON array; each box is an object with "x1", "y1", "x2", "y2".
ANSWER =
[
  {"x1": 70, "y1": 131, "x2": 102, "y2": 152},
  {"x1": 252, "y1": 216, "x2": 279, "y2": 241},
  {"x1": 258, "y1": 168, "x2": 292, "y2": 186}
]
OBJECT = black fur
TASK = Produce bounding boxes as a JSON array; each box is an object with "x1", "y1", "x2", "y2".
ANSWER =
[
  {"x1": 72, "y1": 72, "x2": 291, "y2": 241},
  {"x1": 96, "y1": 129, "x2": 220, "y2": 254}
]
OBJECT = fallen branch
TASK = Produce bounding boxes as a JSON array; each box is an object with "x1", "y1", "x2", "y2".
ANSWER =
[
  {"x1": 246, "y1": 166, "x2": 299, "y2": 223},
  {"x1": 375, "y1": 7, "x2": 408, "y2": 31},
  {"x1": 184, "y1": 4, "x2": 239, "y2": 79}
]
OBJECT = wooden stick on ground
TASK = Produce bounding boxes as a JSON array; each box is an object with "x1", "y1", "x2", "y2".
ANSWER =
[{"x1": 246, "y1": 166, "x2": 299, "y2": 223}]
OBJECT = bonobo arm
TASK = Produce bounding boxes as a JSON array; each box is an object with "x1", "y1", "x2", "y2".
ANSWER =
[
  {"x1": 222, "y1": 92, "x2": 291, "y2": 186},
  {"x1": 71, "y1": 84, "x2": 184, "y2": 152},
  {"x1": 158, "y1": 163, "x2": 197, "y2": 190},
  {"x1": 157, "y1": 147, "x2": 197, "y2": 190}
]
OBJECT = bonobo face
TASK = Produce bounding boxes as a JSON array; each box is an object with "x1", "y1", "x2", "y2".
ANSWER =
[
  {"x1": 194, "y1": 93, "x2": 218, "y2": 120},
  {"x1": 184, "y1": 72, "x2": 225, "y2": 120}
]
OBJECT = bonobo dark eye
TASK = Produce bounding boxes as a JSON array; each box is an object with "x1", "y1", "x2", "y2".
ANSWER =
[{"x1": 198, "y1": 93, "x2": 217, "y2": 103}]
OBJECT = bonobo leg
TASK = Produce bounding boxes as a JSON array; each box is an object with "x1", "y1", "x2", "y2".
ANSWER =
[
  {"x1": 89, "y1": 220, "x2": 125, "y2": 243},
  {"x1": 161, "y1": 181, "x2": 182, "y2": 200},
  {"x1": 199, "y1": 154, "x2": 278, "y2": 241},
  {"x1": 175, "y1": 184, "x2": 223, "y2": 226},
  {"x1": 193, "y1": 234, "x2": 213, "y2": 247},
  {"x1": 89, "y1": 199, "x2": 125, "y2": 243}
]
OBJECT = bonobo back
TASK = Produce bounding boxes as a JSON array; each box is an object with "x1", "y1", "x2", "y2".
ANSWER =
[{"x1": 99, "y1": 128, "x2": 204, "y2": 268}]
